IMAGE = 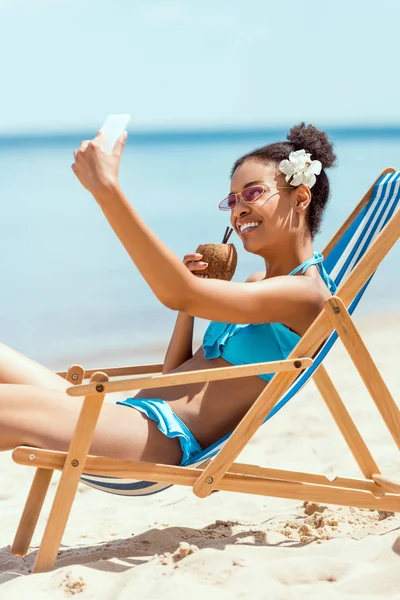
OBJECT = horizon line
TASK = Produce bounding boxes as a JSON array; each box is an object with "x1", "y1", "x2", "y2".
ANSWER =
[{"x1": 2, "y1": 124, "x2": 400, "y2": 146}]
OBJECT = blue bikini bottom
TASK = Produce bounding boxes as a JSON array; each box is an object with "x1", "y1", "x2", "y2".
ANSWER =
[{"x1": 116, "y1": 397, "x2": 203, "y2": 465}]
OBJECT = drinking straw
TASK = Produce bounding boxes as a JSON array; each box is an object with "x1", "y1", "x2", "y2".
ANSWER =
[{"x1": 222, "y1": 226, "x2": 233, "y2": 244}]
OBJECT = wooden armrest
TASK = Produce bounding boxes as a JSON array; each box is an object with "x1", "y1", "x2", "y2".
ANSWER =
[
  {"x1": 57, "y1": 363, "x2": 164, "y2": 379},
  {"x1": 66, "y1": 357, "x2": 313, "y2": 397}
]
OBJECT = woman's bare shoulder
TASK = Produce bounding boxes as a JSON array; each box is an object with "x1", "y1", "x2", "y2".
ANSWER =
[{"x1": 245, "y1": 271, "x2": 266, "y2": 283}]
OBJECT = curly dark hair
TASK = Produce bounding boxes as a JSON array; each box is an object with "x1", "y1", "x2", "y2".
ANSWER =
[{"x1": 231, "y1": 123, "x2": 336, "y2": 238}]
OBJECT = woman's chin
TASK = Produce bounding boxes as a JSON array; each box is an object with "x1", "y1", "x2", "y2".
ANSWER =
[{"x1": 241, "y1": 237, "x2": 263, "y2": 254}]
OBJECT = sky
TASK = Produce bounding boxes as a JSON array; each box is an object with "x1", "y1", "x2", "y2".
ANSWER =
[{"x1": 2, "y1": 0, "x2": 400, "y2": 134}]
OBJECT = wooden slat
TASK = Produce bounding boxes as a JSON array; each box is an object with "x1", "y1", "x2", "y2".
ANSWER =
[
  {"x1": 11, "y1": 468, "x2": 53, "y2": 557},
  {"x1": 322, "y1": 168, "x2": 395, "y2": 259},
  {"x1": 12, "y1": 447, "x2": 209, "y2": 484},
  {"x1": 57, "y1": 364, "x2": 163, "y2": 379},
  {"x1": 313, "y1": 364, "x2": 380, "y2": 478},
  {"x1": 325, "y1": 297, "x2": 400, "y2": 450},
  {"x1": 229, "y1": 463, "x2": 383, "y2": 496},
  {"x1": 216, "y1": 475, "x2": 400, "y2": 512},
  {"x1": 33, "y1": 372, "x2": 108, "y2": 574},
  {"x1": 66, "y1": 357, "x2": 313, "y2": 397},
  {"x1": 12, "y1": 448, "x2": 400, "y2": 513},
  {"x1": 12, "y1": 447, "x2": 380, "y2": 494}
]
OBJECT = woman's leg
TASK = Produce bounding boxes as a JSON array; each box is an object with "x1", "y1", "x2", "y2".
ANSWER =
[
  {"x1": 0, "y1": 384, "x2": 182, "y2": 464},
  {"x1": 0, "y1": 343, "x2": 71, "y2": 391}
]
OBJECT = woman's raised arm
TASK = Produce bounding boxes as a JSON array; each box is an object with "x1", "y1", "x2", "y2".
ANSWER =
[{"x1": 72, "y1": 133, "x2": 324, "y2": 333}]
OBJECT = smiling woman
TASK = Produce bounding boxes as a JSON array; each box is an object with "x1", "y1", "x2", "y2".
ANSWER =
[{"x1": 0, "y1": 123, "x2": 336, "y2": 467}]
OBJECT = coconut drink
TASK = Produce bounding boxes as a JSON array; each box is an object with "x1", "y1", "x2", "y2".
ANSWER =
[{"x1": 193, "y1": 227, "x2": 237, "y2": 281}]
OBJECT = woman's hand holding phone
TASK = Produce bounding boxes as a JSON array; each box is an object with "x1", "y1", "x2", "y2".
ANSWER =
[{"x1": 72, "y1": 114, "x2": 131, "y2": 197}]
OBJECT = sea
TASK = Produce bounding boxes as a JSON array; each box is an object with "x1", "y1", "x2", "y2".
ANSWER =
[{"x1": 1, "y1": 129, "x2": 399, "y2": 370}]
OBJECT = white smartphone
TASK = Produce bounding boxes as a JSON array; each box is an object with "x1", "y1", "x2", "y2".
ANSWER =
[{"x1": 100, "y1": 114, "x2": 131, "y2": 154}]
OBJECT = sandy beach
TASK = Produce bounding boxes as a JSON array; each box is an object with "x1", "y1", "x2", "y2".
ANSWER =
[{"x1": 0, "y1": 314, "x2": 399, "y2": 599}]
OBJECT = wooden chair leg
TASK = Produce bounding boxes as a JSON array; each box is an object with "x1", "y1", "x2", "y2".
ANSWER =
[
  {"x1": 33, "y1": 372, "x2": 108, "y2": 573},
  {"x1": 11, "y1": 467, "x2": 53, "y2": 557},
  {"x1": 313, "y1": 364, "x2": 380, "y2": 478},
  {"x1": 325, "y1": 297, "x2": 400, "y2": 450}
]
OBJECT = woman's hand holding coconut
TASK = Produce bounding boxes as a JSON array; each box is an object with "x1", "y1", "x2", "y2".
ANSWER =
[{"x1": 182, "y1": 253, "x2": 209, "y2": 278}]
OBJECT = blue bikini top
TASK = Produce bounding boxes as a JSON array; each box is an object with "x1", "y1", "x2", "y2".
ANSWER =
[{"x1": 202, "y1": 252, "x2": 336, "y2": 382}]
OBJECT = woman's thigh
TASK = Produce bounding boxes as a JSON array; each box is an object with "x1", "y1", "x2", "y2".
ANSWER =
[
  {"x1": 0, "y1": 384, "x2": 182, "y2": 464},
  {"x1": 0, "y1": 343, "x2": 70, "y2": 391}
]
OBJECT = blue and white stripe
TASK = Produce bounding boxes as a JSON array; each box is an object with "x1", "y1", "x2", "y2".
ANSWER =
[{"x1": 81, "y1": 171, "x2": 400, "y2": 496}]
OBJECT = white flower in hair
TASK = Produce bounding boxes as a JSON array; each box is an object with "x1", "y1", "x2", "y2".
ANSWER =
[{"x1": 279, "y1": 149, "x2": 322, "y2": 189}]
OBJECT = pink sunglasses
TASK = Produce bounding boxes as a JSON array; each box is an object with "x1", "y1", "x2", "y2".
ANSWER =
[{"x1": 219, "y1": 184, "x2": 291, "y2": 211}]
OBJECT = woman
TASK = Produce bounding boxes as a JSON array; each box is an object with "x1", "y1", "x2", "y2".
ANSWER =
[{"x1": 0, "y1": 123, "x2": 336, "y2": 466}]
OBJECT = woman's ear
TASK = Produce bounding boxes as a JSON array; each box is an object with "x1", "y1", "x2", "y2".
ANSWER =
[{"x1": 294, "y1": 184, "x2": 312, "y2": 212}]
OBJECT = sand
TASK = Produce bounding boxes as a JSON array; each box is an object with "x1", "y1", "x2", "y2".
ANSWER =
[{"x1": 0, "y1": 315, "x2": 399, "y2": 599}]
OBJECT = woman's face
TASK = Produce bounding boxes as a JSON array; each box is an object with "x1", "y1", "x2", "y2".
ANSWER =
[{"x1": 229, "y1": 159, "x2": 304, "y2": 256}]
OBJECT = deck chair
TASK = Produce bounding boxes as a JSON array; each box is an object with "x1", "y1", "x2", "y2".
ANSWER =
[{"x1": 10, "y1": 168, "x2": 400, "y2": 573}]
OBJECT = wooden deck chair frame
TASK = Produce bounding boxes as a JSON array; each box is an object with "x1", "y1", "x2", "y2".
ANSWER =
[{"x1": 10, "y1": 168, "x2": 400, "y2": 573}]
